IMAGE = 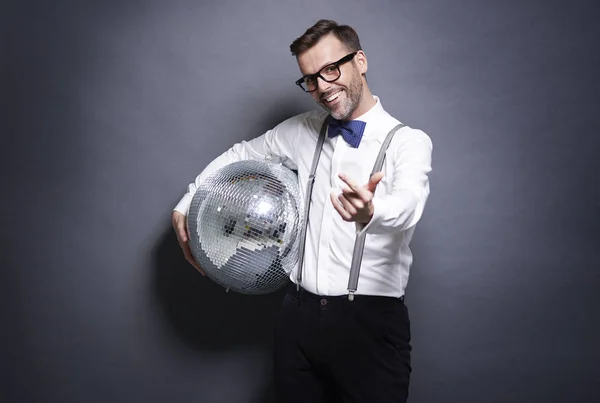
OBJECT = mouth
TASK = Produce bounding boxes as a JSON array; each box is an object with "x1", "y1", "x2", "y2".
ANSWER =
[{"x1": 322, "y1": 90, "x2": 343, "y2": 105}]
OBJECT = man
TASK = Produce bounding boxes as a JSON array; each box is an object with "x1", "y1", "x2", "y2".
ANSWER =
[{"x1": 172, "y1": 19, "x2": 432, "y2": 403}]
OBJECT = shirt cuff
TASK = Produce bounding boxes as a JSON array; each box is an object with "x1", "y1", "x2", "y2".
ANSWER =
[
  {"x1": 173, "y1": 193, "x2": 193, "y2": 216},
  {"x1": 355, "y1": 197, "x2": 386, "y2": 235}
]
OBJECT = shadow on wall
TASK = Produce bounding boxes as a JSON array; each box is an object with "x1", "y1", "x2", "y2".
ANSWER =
[
  {"x1": 152, "y1": 226, "x2": 281, "y2": 403},
  {"x1": 151, "y1": 225, "x2": 287, "y2": 351}
]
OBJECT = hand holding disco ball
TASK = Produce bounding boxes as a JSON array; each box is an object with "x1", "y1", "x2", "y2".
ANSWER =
[
  {"x1": 184, "y1": 160, "x2": 304, "y2": 295},
  {"x1": 172, "y1": 211, "x2": 205, "y2": 275}
]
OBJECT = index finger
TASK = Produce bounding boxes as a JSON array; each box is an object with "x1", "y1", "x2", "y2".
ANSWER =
[
  {"x1": 341, "y1": 184, "x2": 372, "y2": 203},
  {"x1": 339, "y1": 174, "x2": 372, "y2": 201},
  {"x1": 338, "y1": 173, "x2": 360, "y2": 189}
]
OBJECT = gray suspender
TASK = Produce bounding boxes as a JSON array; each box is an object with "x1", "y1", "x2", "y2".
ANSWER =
[
  {"x1": 295, "y1": 118, "x2": 406, "y2": 299},
  {"x1": 346, "y1": 122, "x2": 405, "y2": 300},
  {"x1": 295, "y1": 120, "x2": 329, "y2": 291}
]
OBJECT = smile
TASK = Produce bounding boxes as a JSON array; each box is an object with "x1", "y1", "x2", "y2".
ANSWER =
[{"x1": 324, "y1": 90, "x2": 343, "y2": 103}]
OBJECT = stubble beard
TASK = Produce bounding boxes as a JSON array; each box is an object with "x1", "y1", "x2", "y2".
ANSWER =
[{"x1": 322, "y1": 72, "x2": 364, "y2": 121}]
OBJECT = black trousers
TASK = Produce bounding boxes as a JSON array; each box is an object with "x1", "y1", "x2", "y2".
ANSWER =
[{"x1": 273, "y1": 283, "x2": 412, "y2": 403}]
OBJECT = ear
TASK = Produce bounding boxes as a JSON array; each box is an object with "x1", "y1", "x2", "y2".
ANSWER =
[{"x1": 355, "y1": 50, "x2": 368, "y2": 75}]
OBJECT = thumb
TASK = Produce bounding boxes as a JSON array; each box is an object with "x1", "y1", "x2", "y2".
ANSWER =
[{"x1": 366, "y1": 172, "x2": 384, "y2": 192}]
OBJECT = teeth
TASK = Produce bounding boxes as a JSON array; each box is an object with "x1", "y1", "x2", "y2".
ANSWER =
[{"x1": 326, "y1": 91, "x2": 342, "y2": 102}]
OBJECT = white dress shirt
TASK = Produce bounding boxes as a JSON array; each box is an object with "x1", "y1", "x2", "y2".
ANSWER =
[{"x1": 174, "y1": 96, "x2": 433, "y2": 298}]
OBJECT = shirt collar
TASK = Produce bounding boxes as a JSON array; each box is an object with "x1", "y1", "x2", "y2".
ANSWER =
[{"x1": 352, "y1": 95, "x2": 385, "y2": 139}]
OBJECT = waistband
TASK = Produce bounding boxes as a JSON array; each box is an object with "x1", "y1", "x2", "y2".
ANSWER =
[{"x1": 286, "y1": 282, "x2": 404, "y2": 303}]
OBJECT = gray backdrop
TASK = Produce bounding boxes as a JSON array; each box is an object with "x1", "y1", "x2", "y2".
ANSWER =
[{"x1": 2, "y1": 0, "x2": 599, "y2": 402}]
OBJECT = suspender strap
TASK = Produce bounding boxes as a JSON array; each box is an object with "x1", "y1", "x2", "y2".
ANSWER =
[
  {"x1": 295, "y1": 118, "x2": 329, "y2": 289},
  {"x1": 346, "y1": 123, "x2": 405, "y2": 300}
]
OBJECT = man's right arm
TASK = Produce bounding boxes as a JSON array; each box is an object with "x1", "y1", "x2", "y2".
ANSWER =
[
  {"x1": 170, "y1": 111, "x2": 318, "y2": 274},
  {"x1": 173, "y1": 117, "x2": 301, "y2": 216}
]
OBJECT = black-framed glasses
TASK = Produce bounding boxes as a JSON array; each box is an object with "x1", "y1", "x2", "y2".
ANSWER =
[{"x1": 295, "y1": 52, "x2": 357, "y2": 92}]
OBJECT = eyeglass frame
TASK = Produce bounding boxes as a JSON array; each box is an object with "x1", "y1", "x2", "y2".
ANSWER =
[{"x1": 295, "y1": 52, "x2": 358, "y2": 92}]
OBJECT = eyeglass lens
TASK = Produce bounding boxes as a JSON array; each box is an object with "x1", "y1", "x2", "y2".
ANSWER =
[{"x1": 303, "y1": 65, "x2": 340, "y2": 91}]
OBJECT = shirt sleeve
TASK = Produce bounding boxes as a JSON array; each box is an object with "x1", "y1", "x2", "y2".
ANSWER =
[
  {"x1": 357, "y1": 128, "x2": 433, "y2": 235},
  {"x1": 173, "y1": 115, "x2": 303, "y2": 216}
]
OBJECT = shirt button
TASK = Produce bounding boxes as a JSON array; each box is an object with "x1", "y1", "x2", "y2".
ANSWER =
[{"x1": 320, "y1": 298, "x2": 328, "y2": 306}]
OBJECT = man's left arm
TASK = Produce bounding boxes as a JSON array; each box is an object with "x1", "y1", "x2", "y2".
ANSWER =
[{"x1": 332, "y1": 128, "x2": 433, "y2": 235}]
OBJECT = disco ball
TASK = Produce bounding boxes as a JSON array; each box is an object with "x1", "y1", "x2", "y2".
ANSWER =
[{"x1": 187, "y1": 160, "x2": 303, "y2": 295}]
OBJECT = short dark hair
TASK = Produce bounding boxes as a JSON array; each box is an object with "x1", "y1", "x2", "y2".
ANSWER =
[{"x1": 290, "y1": 19, "x2": 362, "y2": 56}]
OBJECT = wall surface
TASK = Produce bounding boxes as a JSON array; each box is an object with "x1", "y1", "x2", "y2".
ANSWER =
[{"x1": 2, "y1": 0, "x2": 599, "y2": 402}]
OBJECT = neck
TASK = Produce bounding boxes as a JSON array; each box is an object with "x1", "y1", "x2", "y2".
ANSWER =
[{"x1": 346, "y1": 86, "x2": 376, "y2": 121}]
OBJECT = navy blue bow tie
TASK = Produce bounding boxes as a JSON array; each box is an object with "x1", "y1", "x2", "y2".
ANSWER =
[{"x1": 327, "y1": 116, "x2": 367, "y2": 148}]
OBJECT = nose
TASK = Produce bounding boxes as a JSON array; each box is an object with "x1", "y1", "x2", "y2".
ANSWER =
[{"x1": 316, "y1": 76, "x2": 331, "y2": 95}]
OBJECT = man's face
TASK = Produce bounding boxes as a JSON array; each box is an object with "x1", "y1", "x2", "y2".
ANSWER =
[{"x1": 297, "y1": 35, "x2": 366, "y2": 121}]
